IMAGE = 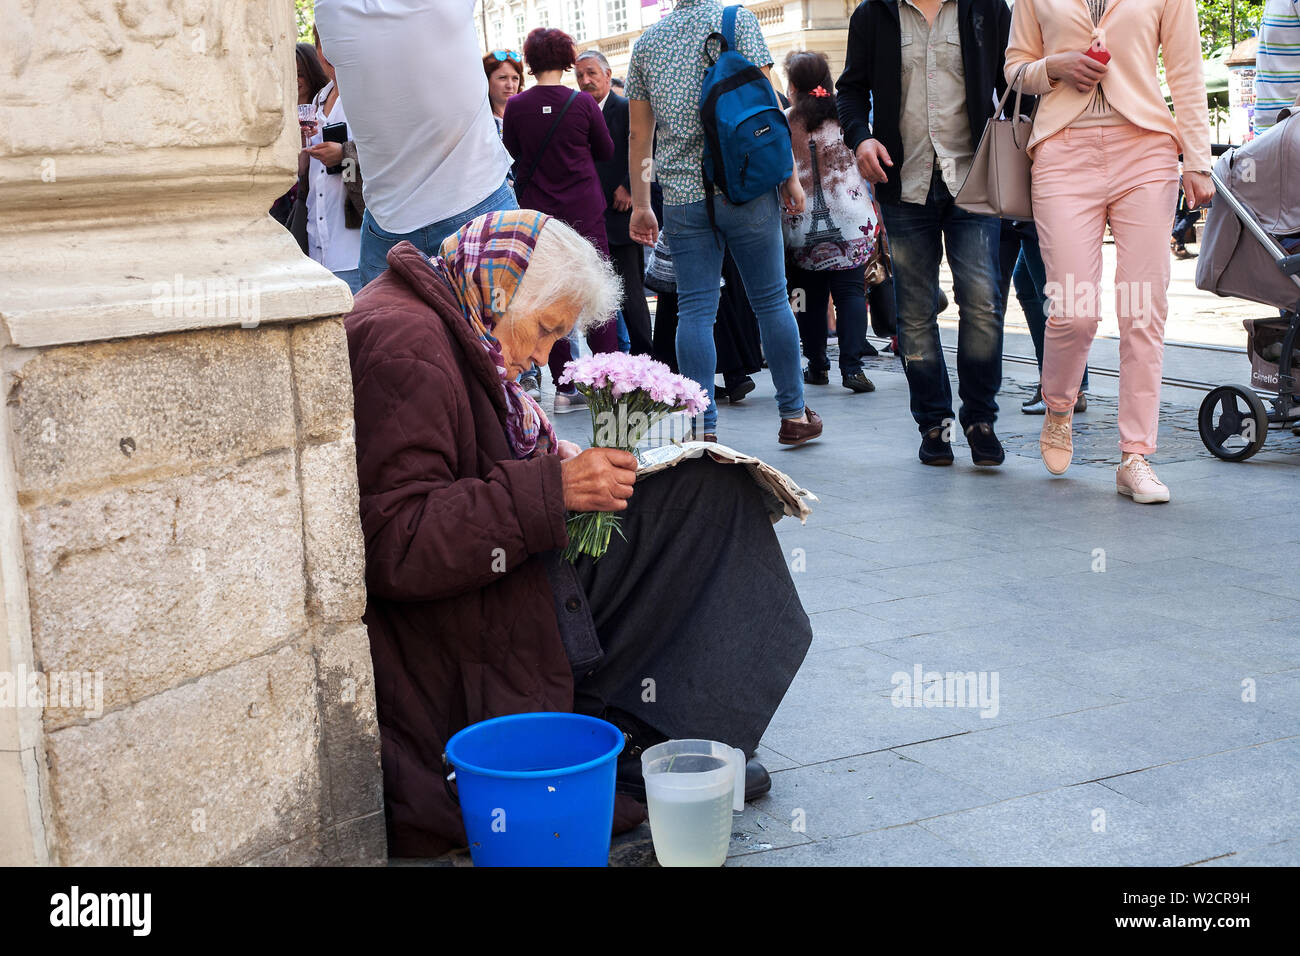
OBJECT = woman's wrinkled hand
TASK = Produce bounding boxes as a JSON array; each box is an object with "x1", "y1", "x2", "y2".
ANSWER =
[
  {"x1": 561, "y1": 447, "x2": 637, "y2": 512},
  {"x1": 1046, "y1": 52, "x2": 1108, "y2": 93}
]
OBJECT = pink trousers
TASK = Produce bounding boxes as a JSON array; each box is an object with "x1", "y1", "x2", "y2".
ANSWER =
[{"x1": 1032, "y1": 123, "x2": 1180, "y2": 454}]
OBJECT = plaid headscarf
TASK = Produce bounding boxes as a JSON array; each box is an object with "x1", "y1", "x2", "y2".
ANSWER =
[{"x1": 436, "y1": 210, "x2": 558, "y2": 459}]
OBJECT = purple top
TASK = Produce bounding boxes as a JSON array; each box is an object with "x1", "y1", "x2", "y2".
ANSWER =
[{"x1": 503, "y1": 86, "x2": 614, "y2": 256}]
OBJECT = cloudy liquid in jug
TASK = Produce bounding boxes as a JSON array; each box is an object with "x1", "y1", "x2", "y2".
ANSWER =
[{"x1": 645, "y1": 754, "x2": 734, "y2": 867}]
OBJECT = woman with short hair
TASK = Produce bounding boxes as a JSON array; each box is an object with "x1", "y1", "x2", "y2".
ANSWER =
[{"x1": 345, "y1": 210, "x2": 812, "y2": 857}]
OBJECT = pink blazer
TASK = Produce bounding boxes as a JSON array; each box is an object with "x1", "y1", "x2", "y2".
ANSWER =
[{"x1": 1005, "y1": 0, "x2": 1212, "y2": 172}]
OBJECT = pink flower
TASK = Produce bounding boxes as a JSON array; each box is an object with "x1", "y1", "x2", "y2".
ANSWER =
[{"x1": 561, "y1": 352, "x2": 711, "y2": 420}]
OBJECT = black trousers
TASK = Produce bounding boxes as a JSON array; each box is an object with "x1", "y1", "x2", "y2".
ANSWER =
[
  {"x1": 570, "y1": 457, "x2": 812, "y2": 755},
  {"x1": 609, "y1": 242, "x2": 654, "y2": 355},
  {"x1": 788, "y1": 263, "x2": 872, "y2": 375},
  {"x1": 650, "y1": 250, "x2": 764, "y2": 385}
]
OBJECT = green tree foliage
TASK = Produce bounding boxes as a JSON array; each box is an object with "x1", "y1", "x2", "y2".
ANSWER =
[
  {"x1": 1198, "y1": 0, "x2": 1265, "y2": 57},
  {"x1": 296, "y1": 0, "x2": 315, "y2": 43}
]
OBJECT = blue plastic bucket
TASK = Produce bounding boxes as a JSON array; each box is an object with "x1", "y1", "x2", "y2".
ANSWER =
[{"x1": 443, "y1": 712, "x2": 624, "y2": 867}]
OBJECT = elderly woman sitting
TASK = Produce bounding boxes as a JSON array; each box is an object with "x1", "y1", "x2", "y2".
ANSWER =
[{"x1": 346, "y1": 210, "x2": 813, "y2": 858}]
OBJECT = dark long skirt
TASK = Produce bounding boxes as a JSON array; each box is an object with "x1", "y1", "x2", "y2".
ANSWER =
[
  {"x1": 567, "y1": 456, "x2": 812, "y2": 755},
  {"x1": 651, "y1": 250, "x2": 765, "y2": 382}
]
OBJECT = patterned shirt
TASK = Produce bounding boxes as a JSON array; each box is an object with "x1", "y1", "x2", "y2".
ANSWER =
[
  {"x1": 1255, "y1": 0, "x2": 1300, "y2": 133},
  {"x1": 626, "y1": 0, "x2": 773, "y2": 205}
]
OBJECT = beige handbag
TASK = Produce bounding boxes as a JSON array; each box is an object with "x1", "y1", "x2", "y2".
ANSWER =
[{"x1": 955, "y1": 65, "x2": 1035, "y2": 221}]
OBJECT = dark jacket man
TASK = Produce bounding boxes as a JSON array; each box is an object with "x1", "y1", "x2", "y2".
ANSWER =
[
  {"x1": 593, "y1": 88, "x2": 654, "y2": 354},
  {"x1": 595, "y1": 90, "x2": 633, "y2": 247},
  {"x1": 835, "y1": 0, "x2": 1014, "y2": 206}
]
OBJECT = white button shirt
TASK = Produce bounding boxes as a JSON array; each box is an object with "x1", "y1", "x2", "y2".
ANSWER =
[{"x1": 305, "y1": 81, "x2": 362, "y2": 274}]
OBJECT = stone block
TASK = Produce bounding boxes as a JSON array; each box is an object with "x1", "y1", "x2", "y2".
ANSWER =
[
  {"x1": 242, "y1": 812, "x2": 387, "y2": 866},
  {"x1": 315, "y1": 624, "x2": 382, "y2": 825},
  {"x1": 46, "y1": 645, "x2": 320, "y2": 866},
  {"x1": 0, "y1": 749, "x2": 38, "y2": 866},
  {"x1": 299, "y1": 440, "x2": 367, "y2": 623},
  {"x1": 1099, "y1": 738, "x2": 1300, "y2": 852},
  {"x1": 729, "y1": 824, "x2": 979, "y2": 867},
  {"x1": 240, "y1": 830, "x2": 324, "y2": 867},
  {"x1": 23, "y1": 452, "x2": 307, "y2": 726},
  {"x1": 751, "y1": 751, "x2": 998, "y2": 840},
  {"x1": 919, "y1": 783, "x2": 1227, "y2": 866},
  {"x1": 9, "y1": 327, "x2": 295, "y2": 496},
  {"x1": 320, "y1": 812, "x2": 388, "y2": 865},
  {"x1": 760, "y1": 645, "x2": 970, "y2": 765},
  {"x1": 291, "y1": 318, "x2": 356, "y2": 444},
  {"x1": 1198, "y1": 840, "x2": 1300, "y2": 866}
]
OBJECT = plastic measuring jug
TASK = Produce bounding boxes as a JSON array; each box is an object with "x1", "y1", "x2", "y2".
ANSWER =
[{"x1": 641, "y1": 739, "x2": 746, "y2": 867}]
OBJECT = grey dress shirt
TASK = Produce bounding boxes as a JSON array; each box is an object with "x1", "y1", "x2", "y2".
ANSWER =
[{"x1": 897, "y1": 0, "x2": 976, "y2": 204}]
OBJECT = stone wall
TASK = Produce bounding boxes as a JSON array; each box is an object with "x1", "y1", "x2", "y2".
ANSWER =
[{"x1": 0, "y1": 1, "x2": 384, "y2": 865}]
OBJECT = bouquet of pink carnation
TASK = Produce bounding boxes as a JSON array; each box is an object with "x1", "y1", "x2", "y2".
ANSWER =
[{"x1": 558, "y1": 352, "x2": 709, "y2": 562}]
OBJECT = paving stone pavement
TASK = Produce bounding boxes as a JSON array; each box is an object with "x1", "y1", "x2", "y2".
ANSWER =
[{"x1": 546, "y1": 325, "x2": 1300, "y2": 868}]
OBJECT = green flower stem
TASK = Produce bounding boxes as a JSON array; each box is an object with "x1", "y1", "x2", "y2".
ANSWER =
[{"x1": 563, "y1": 387, "x2": 695, "y2": 562}]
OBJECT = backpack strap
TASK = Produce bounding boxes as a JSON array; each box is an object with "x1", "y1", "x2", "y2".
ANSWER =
[
  {"x1": 721, "y1": 5, "x2": 739, "y2": 49},
  {"x1": 513, "y1": 89, "x2": 580, "y2": 195},
  {"x1": 701, "y1": 5, "x2": 744, "y2": 246},
  {"x1": 704, "y1": 5, "x2": 741, "y2": 63}
]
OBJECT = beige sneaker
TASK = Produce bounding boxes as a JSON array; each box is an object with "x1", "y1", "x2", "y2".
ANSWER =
[
  {"x1": 1116, "y1": 455, "x2": 1170, "y2": 504},
  {"x1": 1039, "y1": 409, "x2": 1074, "y2": 475}
]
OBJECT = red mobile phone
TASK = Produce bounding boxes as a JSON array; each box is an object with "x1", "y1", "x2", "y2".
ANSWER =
[{"x1": 1084, "y1": 43, "x2": 1110, "y2": 65}]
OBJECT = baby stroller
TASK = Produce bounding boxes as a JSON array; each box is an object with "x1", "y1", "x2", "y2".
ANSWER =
[{"x1": 1194, "y1": 97, "x2": 1300, "y2": 461}]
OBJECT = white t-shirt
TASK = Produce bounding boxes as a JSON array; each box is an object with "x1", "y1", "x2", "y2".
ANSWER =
[{"x1": 314, "y1": 0, "x2": 512, "y2": 234}]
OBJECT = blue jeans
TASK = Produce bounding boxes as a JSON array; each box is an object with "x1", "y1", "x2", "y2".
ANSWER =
[
  {"x1": 998, "y1": 220, "x2": 1088, "y2": 391},
  {"x1": 880, "y1": 171, "x2": 1005, "y2": 432},
  {"x1": 663, "y1": 190, "x2": 804, "y2": 434},
  {"x1": 333, "y1": 268, "x2": 364, "y2": 295},
  {"x1": 359, "y1": 179, "x2": 518, "y2": 284}
]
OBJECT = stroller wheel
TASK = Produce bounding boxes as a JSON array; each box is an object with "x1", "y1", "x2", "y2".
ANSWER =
[{"x1": 1198, "y1": 385, "x2": 1269, "y2": 461}]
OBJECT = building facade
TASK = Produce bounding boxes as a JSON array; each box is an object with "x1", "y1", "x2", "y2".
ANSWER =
[{"x1": 473, "y1": 0, "x2": 857, "y2": 87}]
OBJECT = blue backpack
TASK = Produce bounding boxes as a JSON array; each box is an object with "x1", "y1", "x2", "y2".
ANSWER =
[{"x1": 699, "y1": 5, "x2": 793, "y2": 222}]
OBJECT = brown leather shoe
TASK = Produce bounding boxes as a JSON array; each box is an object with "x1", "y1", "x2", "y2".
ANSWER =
[{"x1": 778, "y1": 407, "x2": 823, "y2": 446}]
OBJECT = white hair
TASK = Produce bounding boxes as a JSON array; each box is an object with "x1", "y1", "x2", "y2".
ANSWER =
[
  {"x1": 508, "y1": 216, "x2": 622, "y2": 333},
  {"x1": 576, "y1": 49, "x2": 611, "y2": 74}
]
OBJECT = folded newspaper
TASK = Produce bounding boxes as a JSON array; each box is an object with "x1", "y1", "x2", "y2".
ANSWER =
[{"x1": 636, "y1": 440, "x2": 817, "y2": 524}]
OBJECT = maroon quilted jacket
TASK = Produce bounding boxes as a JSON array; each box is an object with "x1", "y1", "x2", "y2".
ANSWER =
[{"x1": 346, "y1": 241, "x2": 579, "y2": 857}]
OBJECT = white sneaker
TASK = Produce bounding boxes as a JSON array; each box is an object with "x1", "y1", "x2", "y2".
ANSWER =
[
  {"x1": 553, "y1": 391, "x2": 588, "y2": 413},
  {"x1": 1116, "y1": 455, "x2": 1171, "y2": 504}
]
